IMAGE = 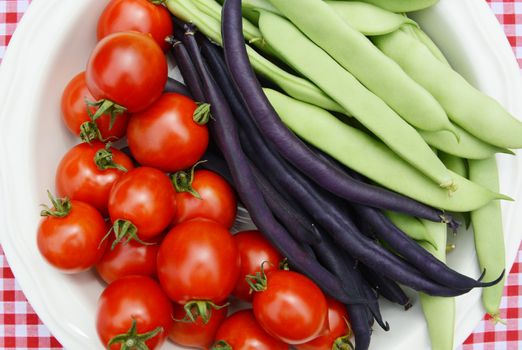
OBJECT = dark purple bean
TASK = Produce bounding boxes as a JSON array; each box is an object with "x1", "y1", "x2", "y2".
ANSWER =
[
  {"x1": 360, "y1": 264, "x2": 412, "y2": 309},
  {"x1": 167, "y1": 36, "x2": 205, "y2": 101},
  {"x1": 182, "y1": 29, "x2": 357, "y2": 304},
  {"x1": 221, "y1": 0, "x2": 450, "y2": 223},
  {"x1": 164, "y1": 77, "x2": 192, "y2": 98}
]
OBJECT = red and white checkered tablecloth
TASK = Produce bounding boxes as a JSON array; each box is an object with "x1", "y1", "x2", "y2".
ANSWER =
[{"x1": 0, "y1": 0, "x2": 521, "y2": 349}]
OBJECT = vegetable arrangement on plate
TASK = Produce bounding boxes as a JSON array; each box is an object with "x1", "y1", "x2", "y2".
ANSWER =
[{"x1": 34, "y1": 0, "x2": 518, "y2": 349}]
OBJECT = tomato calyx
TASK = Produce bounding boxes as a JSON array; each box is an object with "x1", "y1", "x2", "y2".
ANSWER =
[
  {"x1": 210, "y1": 340, "x2": 232, "y2": 350},
  {"x1": 245, "y1": 261, "x2": 272, "y2": 293},
  {"x1": 279, "y1": 258, "x2": 290, "y2": 271},
  {"x1": 40, "y1": 190, "x2": 72, "y2": 218},
  {"x1": 178, "y1": 300, "x2": 229, "y2": 325},
  {"x1": 94, "y1": 143, "x2": 128, "y2": 172},
  {"x1": 171, "y1": 161, "x2": 207, "y2": 199},
  {"x1": 193, "y1": 103, "x2": 211, "y2": 125},
  {"x1": 333, "y1": 335, "x2": 355, "y2": 350},
  {"x1": 85, "y1": 98, "x2": 127, "y2": 130},
  {"x1": 79, "y1": 121, "x2": 104, "y2": 143},
  {"x1": 107, "y1": 318, "x2": 163, "y2": 350},
  {"x1": 106, "y1": 219, "x2": 155, "y2": 250}
]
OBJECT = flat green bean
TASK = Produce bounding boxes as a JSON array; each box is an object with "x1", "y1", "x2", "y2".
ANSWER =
[
  {"x1": 469, "y1": 157, "x2": 506, "y2": 320},
  {"x1": 384, "y1": 210, "x2": 438, "y2": 250},
  {"x1": 264, "y1": 88, "x2": 509, "y2": 212},
  {"x1": 374, "y1": 29, "x2": 522, "y2": 149},
  {"x1": 165, "y1": 0, "x2": 344, "y2": 113},
  {"x1": 267, "y1": 0, "x2": 458, "y2": 137},
  {"x1": 401, "y1": 23, "x2": 449, "y2": 65},
  {"x1": 336, "y1": 0, "x2": 439, "y2": 12},
  {"x1": 439, "y1": 152, "x2": 470, "y2": 228},
  {"x1": 258, "y1": 10, "x2": 456, "y2": 191},
  {"x1": 419, "y1": 219, "x2": 455, "y2": 350},
  {"x1": 420, "y1": 124, "x2": 512, "y2": 160},
  {"x1": 243, "y1": 0, "x2": 416, "y2": 36}
]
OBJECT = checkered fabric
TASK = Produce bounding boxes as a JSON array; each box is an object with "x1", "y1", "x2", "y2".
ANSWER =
[{"x1": 0, "y1": 0, "x2": 521, "y2": 349}]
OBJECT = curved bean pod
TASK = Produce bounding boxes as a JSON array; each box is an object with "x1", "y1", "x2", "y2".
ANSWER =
[
  {"x1": 264, "y1": 88, "x2": 508, "y2": 212},
  {"x1": 336, "y1": 0, "x2": 439, "y2": 13},
  {"x1": 258, "y1": 10, "x2": 456, "y2": 190},
  {"x1": 265, "y1": 0, "x2": 457, "y2": 138},
  {"x1": 400, "y1": 23, "x2": 450, "y2": 65},
  {"x1": 165, "y1": 0, "x2": 344, "y2": 112},
  {"x1": 469, "y1": 157, "x2": 506, "y2": 319},
  {"x1": 373, "y1": 28, "x2": 522, "y2": 149}
]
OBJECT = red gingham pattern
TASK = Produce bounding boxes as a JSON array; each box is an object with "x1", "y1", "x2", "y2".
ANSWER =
[{"x1": 0, "y1": 0, "x2": 521, "y2": 349}]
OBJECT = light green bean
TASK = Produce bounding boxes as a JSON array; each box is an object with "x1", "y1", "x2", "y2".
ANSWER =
[
  {"x1": 165, "y1": 0, "x2": 344, "y2": 113},
  {"x1": 336, "y1": 0, "x2": 439, "y2": 12},
  {"x1": 384, "y1": 211, "x2": 438, "y2": 250},
  {"x1": 420, "y1": 124, "x2": 513, "y2": 160},
  {"x1": 400, "y1": 23, "x2": 449, "y2": 65},
  {"x1": 439, "y1": 152, "x2": 471, "y2": 228},
  {"x1": 243, "y1": 0, "x2": 416, "y2": 36},
  {"x1": 373, "y1": 29, "x2": 522, "y2": 149},
  {"x1": 263, "y1": 88, "x2": 509, "y2": 212},
  {"x1": 268, "y1": 0, "x2": 457, "y2": 138},
  {"x1": 469, "y1": 157, "x2": 506, "y2": 320},
  {"x1": 419, "y1": 219, "x2": 455, "y2": 350},
  {"x1": 258, "y1": 10, "x2": 456, "y2": 191}
]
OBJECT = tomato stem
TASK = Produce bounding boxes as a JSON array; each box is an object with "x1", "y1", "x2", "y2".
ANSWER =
[
  {"x1": 245, "y1": 261, "x2": 272, "y2": 293},
  {"x1": 94, "y1": 143, "x2": 128, "y2": 172},
  {"x1": 171, "y1": 161, "x2": 207, "y2": 199},
  {"x1": 333, "y1": 335, "x2": 355, "y2": 350},
  {"x1": 85, "y1": 98, "x2": 126, "y2": 130},
  {"x1": 40, "y1": 191, "x2": 72, "y2": 217},
  {"x1": 181, "y1": 300, "x2": 229, "y2": 325},
  {"x1": 210, "y1": 340, "x2": 232, "y2": 350},
  {"x1": 193, "y1": 102, "x2": 212, "y2": 125},
  {"x1": 107, "y1": 318, "x2": 163, "y2": 350},
  {"x1": 79, "y1": 121, "x2": 104, "y2": 143},
  {"x1": 106, "y1": 219, "x2": 155, "y2": 250}
]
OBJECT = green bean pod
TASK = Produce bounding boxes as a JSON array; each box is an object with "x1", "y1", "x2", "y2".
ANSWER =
[
  {"x1": 469, "y1": 157, "x2": 506, "y2": 320},
  {"x1": 335, "y1": 0, "x2": 440, "y2": 12},
  {"x1": 420, "y1": 124, "x2": 513, "y2": 160},
  {"x1": 263, "y1": 88, "x2": 509, "y2": 212},
  {"x1": 258, "y1": 11, "x2": 456, "y2": 191},
  {"x1": 268, "y1": 0, "x2": 457, "y2": 137},
  {"x1": 373, "y1": 29, "x2": 522, "y2": 149},
  {"x1": 419, "y1": 219, "x2": 455, "y2": 350},
  {"x1": 165, "y1": 0, "x2": 344, "y2": 113},
  {"x1": 400, "y1": 23, "x2": 449, "y2": 65},
  {"x1": 384, "y1": 210, "x2": 438, "y2": 250},
  {"x1": 243, "y1": 0, "x2": 416, "y2": 36},
  {"x1": 439, "y1": 152, "x2": 471, "y2": 228}
]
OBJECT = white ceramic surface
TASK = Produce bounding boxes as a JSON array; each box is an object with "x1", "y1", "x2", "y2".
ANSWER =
[{"x1": 0, "y1": 0, "x2": 521, "y2": 349}]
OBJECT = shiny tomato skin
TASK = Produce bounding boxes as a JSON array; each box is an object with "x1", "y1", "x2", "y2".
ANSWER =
[
  {"x1": 127, "y1": 93, "x2": 209, "y2": 173},
  {"x1": 296, "y1": 298, "x2": 351, "y2": 350},
  {"x1": 174, "y1": 170, "x2": 236, "y2": 228},
  {"x1": 108, "y1": 167, "x2": 175, "y2": 240},
  {"x1": 97, "y1": 0, "x2": 173, "y2": 51},
  {"x1": 61, "y1": 72, "x2": 129, "y2": 140},
  {"x1": 37, "y1": 200, "x2": 107, "y2": 273},
  {"x1": 232, "y1": 230, "x2": 283, "y2": 302},
  {"x1": 214, "y1": 310, "x2": 288, "y2": 350},
  {"x1": 95, "y1": 235, "x2": 161, "y2": 284},
  {"x1": 55, "y1": 142, "x2": 134, "y2": 216},
  {"x1": 253, "y1": 270, "x2": 329, "y2": 345},
  {"x1": 86, "y1": 31, "x2": 167, "y2": 113},
  {"x1": 157, "y1": 219, "x2": 240, "y2": 304},
  {"x1": 169, "y1": 303, "x2": 228, "y2": 349},
  {"x1": 96, "y1": 276, "x2": 173, "y2": 350}
]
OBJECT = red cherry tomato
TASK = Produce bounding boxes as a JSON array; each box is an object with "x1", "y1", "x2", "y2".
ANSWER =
[
  {"x1": 55, "y1": 142, "x2": 134, "y2": 216},
  {"x1": 157, "y1": 219, "x2": 240, "y2": 314},
  {"x1": 96, "y1": 276, "x2": 173, "y2": 350},
  {"x1": 232, "y1": 230, "x2": 282, "y2": 301},
  {"x1": 97, "y1": 0, "x2": 173, "y2": 51},
  {"x1": 108, "y1": 167, "x2": 175, "y2": 241},
  {"x1": 37, "y1": 196, "x2": 107, "y2": 273},
  {"x1": 127, "y1": 93, "x2": 209, "y2": 172},
  {"x1": 213, "y1": 310, "x2": 288, "y2": 350},
  {"x1": 296, "y1": 298, "x2": 352, "y2": 350},
  {"x1": 169, "y1": 303, "x2": 228, "y2": 349},
  {"x1": 252, "y1": 270, "x2": 329, "y2": 345},
  {"x1": 173, "y1": 169, "x2": 236, "y2": 228},
  {"x1": 61, "y1": 72, "x2": 129, "y2": 141},
  {"x1": 86, "y1": 31, "x2": 167, "y2": 113},
  {"x1": 95, "y1": 234, "x2": 161, "y2": 284}
]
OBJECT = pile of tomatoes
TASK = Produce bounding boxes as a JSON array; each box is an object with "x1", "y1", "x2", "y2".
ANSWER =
[{"x1": 35, "y1": 0, "x2": 353, "y2": 349}]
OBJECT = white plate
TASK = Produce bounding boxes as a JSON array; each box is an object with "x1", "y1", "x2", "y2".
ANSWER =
[{"x1": 0, "y1": 0, "x2": 521, "y2": 349}]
